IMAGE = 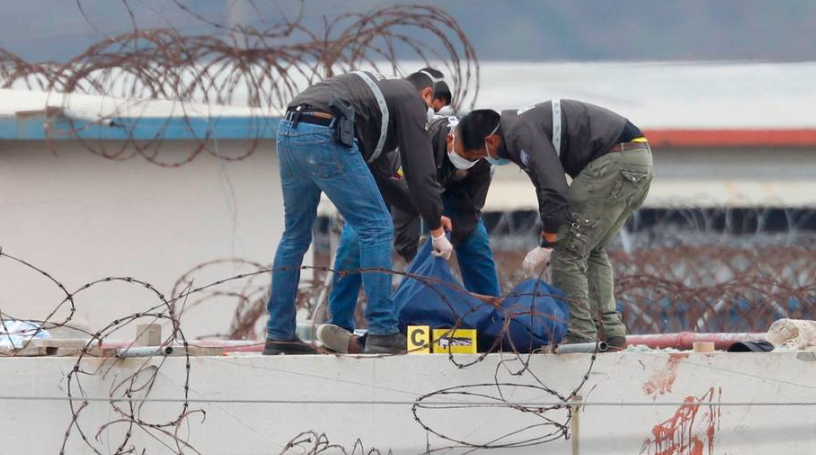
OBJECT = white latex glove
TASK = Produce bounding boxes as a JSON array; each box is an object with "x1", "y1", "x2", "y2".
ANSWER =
[
  {"x1": 431, "y1": 233, "x2": 454, "y2": 260},
  {"x1": 523, "y1": 247, "x2": 552, "y2": 278}
]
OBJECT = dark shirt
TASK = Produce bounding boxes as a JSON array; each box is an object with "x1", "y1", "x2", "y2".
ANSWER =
[
  {"x1": 618, "y1": 120, "x2": 644, "y2": 143},
  {"x1": 431, "y1": 116, "x2": 492, "y2": 245}
]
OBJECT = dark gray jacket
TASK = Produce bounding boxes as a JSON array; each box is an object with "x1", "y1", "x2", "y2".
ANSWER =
[
  {"x1": 495, "y1": 99, "x2": 628, "y2": 233},
  {"x1": 430, "y1": 116, "x2": 492, "y2": 244},
  {"x1": 289, "y1": 72, "x2": 443, "y2": 230},
  {"x1": 388, "y1": 116, "x2": 492, "y2": 259}
]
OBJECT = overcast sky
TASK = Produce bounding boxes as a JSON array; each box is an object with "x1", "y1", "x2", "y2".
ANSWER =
[{"x1": 2, "y1": 0, "x2": 816, "y2": 62}]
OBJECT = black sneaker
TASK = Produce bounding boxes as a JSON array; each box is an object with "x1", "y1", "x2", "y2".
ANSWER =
[
  {"x1": 262, "y1": 337, "x2": 318, "y2": 355},
  {"x1": 364, "y1": 332, "x2": 406, "y2": 354},
  {"x1": 606, "y1": 336, "x2": 627, "y2": 351}
]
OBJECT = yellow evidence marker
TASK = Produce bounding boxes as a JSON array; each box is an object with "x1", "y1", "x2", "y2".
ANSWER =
[
  {"x1": 431, "y1": 329, "x2": 477, "y2": 354},
  {"x1": 407, "y1": 326, "x2": 431, "y2": 354}
]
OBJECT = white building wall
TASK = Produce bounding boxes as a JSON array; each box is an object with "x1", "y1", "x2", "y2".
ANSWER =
[
  {"x1": 487, "y1": 146, "x2": 816, "y2": 210},
  {"x1": 0, "y1": 140, "x2": 291, "y2": 338},
  {"x1": 0, "y1": 352, "x2": 813, "y2": 454}
]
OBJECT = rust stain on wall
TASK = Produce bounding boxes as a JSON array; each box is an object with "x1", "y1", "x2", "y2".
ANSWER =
[
  {"x1": 640, "y1": 387, "x2": 722, "y2": 455},
  {"x1": 643, "y1": 353, "x2": 689, "y2": 399}
]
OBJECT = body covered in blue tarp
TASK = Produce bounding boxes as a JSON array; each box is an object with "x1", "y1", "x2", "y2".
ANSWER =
[{"x1": 394, "y1": 239, "x2": 570, "y2": 352}]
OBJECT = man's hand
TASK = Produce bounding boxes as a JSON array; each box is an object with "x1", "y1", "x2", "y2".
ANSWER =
[
  {"x1": 431, "y1": 232, "x2": 453, "y2": 260},
  {"x1": 522, "y1": 246, "x2": 552, "y2": 278},
  {"x1": 440, "y1": 216, "x2": 453, "y2": 232}
]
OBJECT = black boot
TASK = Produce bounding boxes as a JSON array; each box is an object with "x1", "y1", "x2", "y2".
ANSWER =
[
  {"x1": 364, "y1": 332, "x2": 406, "y2": 354},
  {"x1": 262, "y1": 337, "x2": 318, "y2": 355}
]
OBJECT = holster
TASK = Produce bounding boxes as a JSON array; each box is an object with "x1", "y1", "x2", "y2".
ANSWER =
[{"x1": 329, "y1": 96, "x2": 355, "y2": 148}]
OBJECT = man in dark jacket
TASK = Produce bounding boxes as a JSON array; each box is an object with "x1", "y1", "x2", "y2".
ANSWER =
[
  {"x1": 453, "y1": 101, "x2": 653, "y2": 348},
  {"x1": 318, "y1": 115, "x2": 500, "y2": 353},
  {"x1": 264, "y1": 70, "x2": 453, "y2": 355},
  {"x1": 392, "y1": 115, "x2": 499, "y2": 296}
]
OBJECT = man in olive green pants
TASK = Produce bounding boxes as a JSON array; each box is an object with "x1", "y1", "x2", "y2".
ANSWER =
[
  {"x1": 451, "y1": 100, "x2": 653, "y2": 348},
  {"x1": 550, "y1": 146, "x2": 652, "y2": 344}
]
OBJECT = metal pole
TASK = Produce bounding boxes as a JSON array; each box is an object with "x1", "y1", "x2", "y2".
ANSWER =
[
  {"x1": 570, "y1": 395, "x2": 581, "y2": 455},
  {"x1": 115, "y1": 346, "x2": 173, "y2": 358},
  {"x1": 553, "y1": 342, "x2": 608, "y2": 354}
]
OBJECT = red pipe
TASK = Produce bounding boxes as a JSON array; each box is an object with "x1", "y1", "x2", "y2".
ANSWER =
[
  {"x1": 643, "y1": 129, "x2": 816, "y2": 148},
  {"x1": 625, "y1": 332, "x2": 767, "y2": 351}
]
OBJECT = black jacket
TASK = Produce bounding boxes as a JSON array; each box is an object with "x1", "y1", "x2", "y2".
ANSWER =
[
  {"x1": 289, "y1": 72, "x2": 443, "y2": 230},
  {"x1": 495, "y1": 100, "x2": 628, "y2": 233},
  {"x1": 387, "y1": 116, "x2": 492, "y2": 257}
]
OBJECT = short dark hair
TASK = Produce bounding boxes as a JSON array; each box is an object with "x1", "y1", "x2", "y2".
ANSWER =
[
  {"x1": 405, "y1": 71, "x2": 435, "y2": 91},
  {"x1": 434, "y1": 80, "x2": 452, "y2": 105},
  {"x1": 457, "y1": 109, "x2": 501, "y2": 151},
  {"x1": 418, "y1": 67, "x2": 452, "y2": 104},
  {"x1": 418, "y1": 67, "x2": 445, "y2": 79}
]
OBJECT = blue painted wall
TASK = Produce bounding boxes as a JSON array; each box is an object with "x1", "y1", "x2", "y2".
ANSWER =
[{"x1": 0, "y1": 114, "x2": 282, "y2": 141}]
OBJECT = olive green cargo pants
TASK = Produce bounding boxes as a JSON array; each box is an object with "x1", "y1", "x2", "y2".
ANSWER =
[{"x1": 551, "y1": 146, "x2": 653, "y2": 343}]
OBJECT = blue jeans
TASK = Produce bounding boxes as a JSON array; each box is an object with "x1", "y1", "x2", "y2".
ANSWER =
[
  {"x1": 454, "y1": 220, "x2": 501, "y2": 297},
  {"x1": 266, "y1": 120, "x2": 397, "y2": 340},
  {"x1": 328, "y1": 219, "x2": 500, "y2": 332}
]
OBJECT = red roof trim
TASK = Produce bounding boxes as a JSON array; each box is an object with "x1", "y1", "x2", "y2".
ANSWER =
[{"x1": 643, "y1": 129, "x2": 816, "y2": 148}]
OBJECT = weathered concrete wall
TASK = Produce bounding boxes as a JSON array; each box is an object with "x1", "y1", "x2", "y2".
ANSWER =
[
  {"x1": 488, "y1": 146, "x2": 816, "y2": 210},
  {"x1": 0, "y1": 140, "x2": 292, "y2": 338},
  {"x1": 1, "y1": 351, "x2": 814, "y2": 454}
]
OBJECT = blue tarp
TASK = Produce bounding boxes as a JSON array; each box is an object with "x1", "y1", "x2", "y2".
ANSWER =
[{"x1": 395, "y1": 239, "x2": 570, "y2": 352}]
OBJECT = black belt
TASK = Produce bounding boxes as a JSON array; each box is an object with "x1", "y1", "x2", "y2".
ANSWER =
[{"x1": 285, "y1": 108, "x2": 334, "y2": 127}]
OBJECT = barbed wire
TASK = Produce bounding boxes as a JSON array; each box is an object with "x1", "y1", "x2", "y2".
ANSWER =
[
  {"x1": 5, "y1": 207, "x2": 813, "y2": 452},
  {"x1": 12, "y1": 240, "x2": 810, "y2": 451},
  {"x1": 482, "y1": 205, "x2": 816, "y2": 335},
  {"x1": 4, "y1": 229, "x2": 816, "y2": 452},
  {"x1": 281, "y1": 431, "x2": 389, "y2": 455},
  {"x1": 486, "y1": 206, "x2": 816, "y2": 250},
  {"x1": 0, "y1": 245, "x2": 594, "y2": 454},
  {"x1": 2, "y1": 1, "x2": 813, "y2": 453},
  {"x1": 0, "y1": 0, "x2": 480, "y2": 167}
]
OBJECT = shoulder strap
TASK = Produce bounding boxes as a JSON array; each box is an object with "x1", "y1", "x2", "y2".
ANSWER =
[
  {"x1": 352, "y1": 71, "x2": 390, "y2": 163},
  {"x1": 551, "y1": 99, "x2": 562, "y2": 157}
]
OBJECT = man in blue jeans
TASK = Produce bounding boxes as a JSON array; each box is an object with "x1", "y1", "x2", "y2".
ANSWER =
[
  {"x1": 264, "y1": 70, "x2": 454, "y2": 355},
  {"x1": 317, "y1": 116, "x2": 500, "y2": 353}
]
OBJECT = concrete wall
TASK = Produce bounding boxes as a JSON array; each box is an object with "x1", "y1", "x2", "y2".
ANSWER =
[
  {"x1": 1, "y1": 351, "x2": 814, "y2": 454},
  {"x1": 487, "y1": 145, "x2": 816, "y2": 210},
  {"x1": 0, "y1": 140, "x2": 292, "y2": 338}
]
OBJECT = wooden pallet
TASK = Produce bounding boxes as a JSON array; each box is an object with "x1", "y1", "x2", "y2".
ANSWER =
[{"x1": 0, "y1": 339, "x2": 93, "y2": 357}]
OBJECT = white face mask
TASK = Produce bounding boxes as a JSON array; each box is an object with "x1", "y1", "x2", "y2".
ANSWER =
[
  {"x1": 484, "y1": 122, "x2": 510, "y2": 166},
  {"x1": 447, "y1": 131, "x2": 478, "y2": 170},
  {"x1": 427, "y1": 106, "x2": 435, "y2": 125},
  {"x1": 448, "y1": 150, "x2": 478, "y2": 170}
]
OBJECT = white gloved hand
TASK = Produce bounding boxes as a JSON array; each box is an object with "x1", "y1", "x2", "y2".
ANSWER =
[
  {"x1": 431, "y1": 233, "x2": 454, "y2": 260},
  {"x1": 523, "y1": 247, "x2": 552, "y2": 278}
]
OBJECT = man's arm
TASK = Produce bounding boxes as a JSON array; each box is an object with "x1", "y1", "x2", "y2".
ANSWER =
[
  {"x1": 368, "y1": 152, "x2": 418, "y2": 215},
  {"x1": 517, "y1": 126, "x2": 570, "y2": 236},
  {"x1": 394, "y1": 94, "x2": 443, "y2": 232}
]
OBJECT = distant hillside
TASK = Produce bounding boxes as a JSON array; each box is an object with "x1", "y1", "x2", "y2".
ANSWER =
[{"x1": 2, "y1": 0, "x2": 816, "y2": 62}]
